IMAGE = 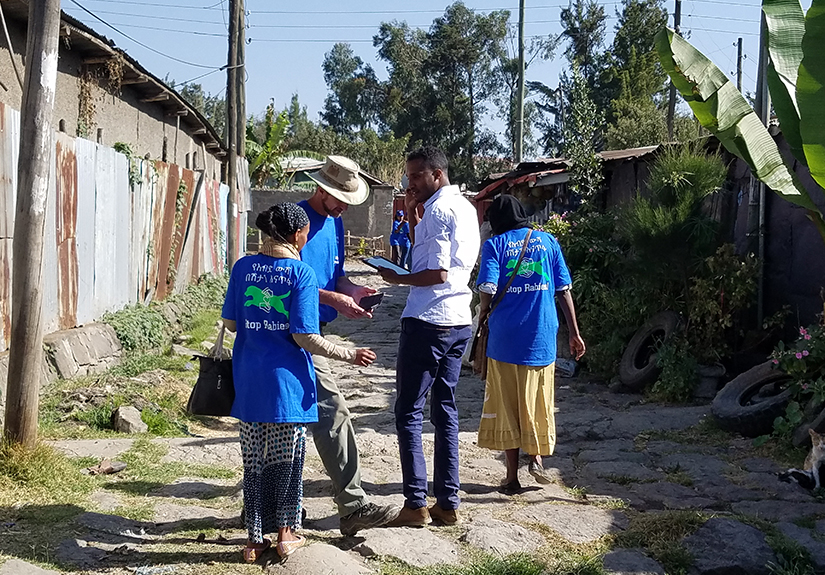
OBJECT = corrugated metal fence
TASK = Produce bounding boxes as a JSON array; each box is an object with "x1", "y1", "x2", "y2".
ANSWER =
[{"x1": 0, "y1": 102, "x2": 245, "y2": 352}]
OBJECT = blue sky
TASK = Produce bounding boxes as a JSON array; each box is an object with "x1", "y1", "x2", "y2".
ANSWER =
[{"x1": 65, "y1": 0, "x2": 808, "y2": 144}]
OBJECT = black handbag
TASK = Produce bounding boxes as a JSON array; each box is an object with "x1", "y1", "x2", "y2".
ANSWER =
[{"x1": 186, "y1": 325, "x2": 235, "y2": 416}]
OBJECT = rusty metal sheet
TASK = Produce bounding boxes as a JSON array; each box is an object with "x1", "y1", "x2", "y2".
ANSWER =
[
  {"x1": 130, "y1": 158, "x2": 155, "y2": 303},
  {"x1": 55, "y1": 133, "x2": 78, "y2": 330},
  {"x1": 147, "y1": 161, "x2": 171, "y2": 300},
  {"x1": 0, "y1": 102, "x2": 18, "y2": 351},
  {"x1": 75, "y1": 138, "x2": 98, "y2": 325}
]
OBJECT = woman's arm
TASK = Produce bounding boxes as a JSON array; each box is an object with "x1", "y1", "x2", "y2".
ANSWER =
[
  {"x1": 222, "y1": 318, "x2": 237, "y2": 332},
  {"x1": 292, "y1": 333, "x2": 376, "y2": 366},
  {"x1": 556, "y1": 289, "x2": 586, "y2": 360}
]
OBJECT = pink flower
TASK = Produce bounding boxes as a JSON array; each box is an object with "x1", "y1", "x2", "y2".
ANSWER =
[
  {"x1": 803, "y1": 350, "x2": 809, "y2": 357},
  {"x1": 588, "y1": 248, "x2": 593, "y2": 253},
  {"x1": 802, "y1": 383, "x2": 809, "y2": 390},
  {"x1": 771, "y1": 359, "x2": 779, "y2": 365},
  {"x1": 800, "y1": 327, "x2": 808, "y2": 336},
  {"x1": 796, "y1": 352, "x2": 803, "y2": 359},
  {"x1": 804, "y1": 334, "x2": 811, "y2": 340}
]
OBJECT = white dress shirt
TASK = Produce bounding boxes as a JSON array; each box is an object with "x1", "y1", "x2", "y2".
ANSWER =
[{"x1": 402, "y1": 185, "x2": 480, "y2": 326}]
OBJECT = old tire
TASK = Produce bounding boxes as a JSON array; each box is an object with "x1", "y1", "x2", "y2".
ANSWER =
[
  {"x1": 619, "y1": 311, "x2": 682, "y2": 391},
  {"x1": 711, "y1": 361, "x2": 793, "y2": 437}
]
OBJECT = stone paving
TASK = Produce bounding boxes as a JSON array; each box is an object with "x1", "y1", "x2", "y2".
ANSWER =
[{"x1": 7, "y1": 262, "x2": 825, "y2": 574}]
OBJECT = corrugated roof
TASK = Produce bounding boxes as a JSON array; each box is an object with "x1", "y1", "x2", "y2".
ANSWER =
[{"x1": 598, "y1": 145, "x2": 660, "y2": 161}]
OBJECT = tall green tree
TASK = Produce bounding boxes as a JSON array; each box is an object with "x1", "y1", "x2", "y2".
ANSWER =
[
  {"x1": 564, "y1": 65, "x2": 605, "y2": 207},
  {"x1": 560, "y1": 0, "x2": 607, "y2": 89},
  {"x1": 175, "y1": 82, "x2": 226, "y2": 141},
  {"x1": 321, "y1": 43, "x2": 385, "y2": 135}
]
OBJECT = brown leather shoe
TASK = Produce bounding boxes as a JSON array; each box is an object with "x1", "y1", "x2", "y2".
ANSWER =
[
  {"x1": 428, "y1": 504, "x2": 461, "y2": 526},
  {"x1": 386, "y1": 505, "x2": 431, "y2": 527}
]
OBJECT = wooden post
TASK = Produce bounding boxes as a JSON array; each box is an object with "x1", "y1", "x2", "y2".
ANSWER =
[
  {"x1": 515, "y1": 0, "x2": 526, "y2": 163},
  {"x1": 225, "y1": 0, "x2": 241, "y2": 269},
  {"x1": 4, "y1": 0, "x2": 62, "y2": 447},
  {"x1": 736, "y1": 37, "x2": 743, "y2": 93}
]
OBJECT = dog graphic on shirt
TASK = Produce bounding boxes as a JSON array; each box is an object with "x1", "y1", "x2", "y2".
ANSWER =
[{"x1": 244, "y1": 286, "x2": 290, "y2": 319}]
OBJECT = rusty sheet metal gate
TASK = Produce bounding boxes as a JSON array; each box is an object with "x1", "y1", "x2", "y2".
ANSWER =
[{"x1": 0, "y1": 102, "x2": 240, "y2": 352}]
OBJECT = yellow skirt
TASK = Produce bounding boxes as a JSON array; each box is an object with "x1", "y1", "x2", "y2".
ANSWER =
[{"x1": 477, "y1": 358, "x2": 555, "y2": 456}]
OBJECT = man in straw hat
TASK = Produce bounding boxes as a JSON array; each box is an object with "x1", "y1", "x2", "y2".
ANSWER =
[
  {"x1": 299, "y1": 155, "x2": 400, "y2": 535},
  {"x1": 378, "y1": 146, "x2": 480, "y2": 528}
]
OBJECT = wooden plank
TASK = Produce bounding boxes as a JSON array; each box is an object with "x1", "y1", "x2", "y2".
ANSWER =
[
  {"x1": 121, "y1": 75, "x2": 149, "y2": 85},
  {"x1": 140, "y1": 93, "x2": 169, "y2": 103}
]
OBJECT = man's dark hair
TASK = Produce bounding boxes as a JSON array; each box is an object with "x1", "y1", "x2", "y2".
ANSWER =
[{"x1": 407, "y1": 146, "x2": 448, "y2": 173}]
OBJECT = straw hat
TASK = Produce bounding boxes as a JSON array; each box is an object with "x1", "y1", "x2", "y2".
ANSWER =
[{"x1": 307, "y1": 155, "x2": 369, "y2": 206}]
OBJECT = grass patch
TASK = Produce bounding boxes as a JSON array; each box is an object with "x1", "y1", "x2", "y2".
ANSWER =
[
  {"x1": 0, "y1": 441, "x2": 96, "y2": 523},
  {"x1": 378, "y1": 553, "x2": 547, "y2": 575},
  {"x1": 185, "y1": 309, "x2": 222, "y2": 349},
  {"x1": 636, "y1": 417, "x2": 731, "y2": 449},
  {"x1": 735, "y1": 517, "x2": 816, "y2": 575},
  {"x1": 615, "y1": 510, "x2": 708, "y2": 575},
  {"x1": 565, "y1": 485, "x2": 589, "y2": 500},
  {"x1": 664, "y1": 464, "x2": 694, "y2": 487}
]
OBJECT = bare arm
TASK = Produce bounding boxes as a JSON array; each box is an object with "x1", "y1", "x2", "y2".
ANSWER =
[
  {"x1": 317, "y1": 276, "x2": 378, "y2": 319},
  {"x1": 405, "y1": 190, "x2": 421, "y2": 244},
  {"x1": 222, "y1": 318, "x2": 237, "y2": 332},
  {"x1": 556, "y1": 289, "x2": 586, "y2": 360},
  {"x1": 379, "y1": 268, "x2": 447, "y2": 287}
]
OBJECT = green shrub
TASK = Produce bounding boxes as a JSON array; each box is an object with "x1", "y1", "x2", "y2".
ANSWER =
[
  {"x1": 652, "y1": 335, "x2": 698, "y2": 403},
  {"x1": 102, "y1": 304, "x2": 167, "y2": 351}
]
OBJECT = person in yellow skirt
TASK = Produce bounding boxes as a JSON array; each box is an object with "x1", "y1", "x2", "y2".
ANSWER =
[{"x1": 475, "y1": 195, "x2": 586, "y2": 495}]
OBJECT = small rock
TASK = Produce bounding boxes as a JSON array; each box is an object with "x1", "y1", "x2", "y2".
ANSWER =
[
  {"x1": 171, "y1": 344, "x2": 200, "y2": 357},
  {"x1": 174, "y1": 334, "x2": 193, "y2": 344},
  {"x1": 0, "y1": 559, "x2": 60, "y2": 575},
  {"x1": 461, "y1": 517, "x2": 544, "y2": 555},
  {"x1": 776, "y1": 522, "x2": 825, "y2": 572},
  {"x1": 511, "y1": 503, "x2": 629, "y2": 544},
  {"x1": 603, "y1": 549, "x2": 665, "y2": 575},
  {"x1": 353, "y1": 528, "x2": 459, "y2": 567},
  {"x1": 682, "y1": 517, "x2": 775, "y2": 575},
  {"x1": 112, "y1": 406, "x2": 148, "y2": 434},
  {"x1": 265, "y1": 543, "x2": 370, "y2": 574}
]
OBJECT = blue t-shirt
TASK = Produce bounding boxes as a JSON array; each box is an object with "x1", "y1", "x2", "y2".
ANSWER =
[
  {"x1": 476, "y1": 228, "x2": 572, "y2": 366},
  {"x1": 390, "y1": 221, "x2": 410, "y2": 246},
  {"x1": 222, "y1": 254, "x2": 320, "y2": 423},
  {"x1": 298, "y1": 200, "x2": 345, "y2": 323}
]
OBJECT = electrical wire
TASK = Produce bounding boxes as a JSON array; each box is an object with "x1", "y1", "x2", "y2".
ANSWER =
[
  {"x1": 68, "y1": 0, "x2": 223, "y2": 68},
  {"x1": 93, "y1": 20, "x2": 228, "y2": 37},
  {"x1": 63, "y1": 6, "x2": 225, "y2": 26}
]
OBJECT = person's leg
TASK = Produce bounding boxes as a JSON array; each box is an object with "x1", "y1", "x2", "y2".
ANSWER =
[
  {"x1": 309, "y1": 353, "x2": 398, "y2": 533},
  {"x1": 520, "y1": 363, "x2": 556, "y2": 484},
  {"x1": 309, "y1": 353, "x2": 368, "y2": 516},
  {"x1": 430, "y1": 325, "x2": 471, "y2": 512},
  {"x1": 398, "y1": 243, "x2": 409, "y2": 270},
  {"x1": 391, "y1": 245, "x2": 400, "y2": 266},
  {"x1": 504, "y1": 449, "x2": 520, "y2": 483},
  {"x1": 394, "y1": 318, "x2": 448, "y2": 510}
]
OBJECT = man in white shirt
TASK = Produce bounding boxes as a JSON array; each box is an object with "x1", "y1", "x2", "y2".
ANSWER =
[{"x1": 379, "y1": 146, "x2": 480, "y2": 527}]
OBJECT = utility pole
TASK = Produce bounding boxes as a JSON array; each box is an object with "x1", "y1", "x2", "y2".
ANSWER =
[
  {"x1": 736, "y1": 37, "x2": 743, "y2": 93},
  {"x1": 752, "y1": 14, "x2": 771, "y2": 324},
  {"x1": 514, "y1": 0, "x2": 526, "y2": 164},
  {"x1": 237, "y1": 0, "x2": 246, "y2": 160},
  {"x1": 226, "y1": 0, "x2": 241, "y2": 269},
  {"x1": 667, "y1": 0, "x2": 682, "y2": 140},
  {"x1": 4, "y1": 0, "x2": 62, "y2": 447}
]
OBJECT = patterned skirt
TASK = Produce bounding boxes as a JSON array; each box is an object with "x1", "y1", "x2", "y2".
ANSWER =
[{"x1": 239, "y1": 421, "x2": 307, "y2": 543}]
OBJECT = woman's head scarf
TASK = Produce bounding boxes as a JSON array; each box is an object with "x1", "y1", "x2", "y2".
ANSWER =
[
  {"x1": 255, "y1": 202, "x2": 309, "y2": 243},
  {"x1": 488, "y1": 194, "x2": 530, "y2": 236}
]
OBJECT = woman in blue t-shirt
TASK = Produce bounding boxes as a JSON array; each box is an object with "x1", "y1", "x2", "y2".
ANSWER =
[
  {"x1": 475, "y1": 195, "x2": 586, "y2": 496},
  {"x1": 389, "y1": 210, "x2": 411, "y2": 269},
  {"x1": 222, "y1": 203, "x2": 376, "y2": 562}
]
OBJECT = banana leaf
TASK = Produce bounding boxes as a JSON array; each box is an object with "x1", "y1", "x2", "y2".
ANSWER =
[
  {"x1": 655, "y1": 27, "x2": 818, "y2": 213},
  {"x1": 798, "y1": 0, "x2": 825, "y2": 189},
  {"x1": 763, "y1": 0, "x2": 805, "y2": 164}
]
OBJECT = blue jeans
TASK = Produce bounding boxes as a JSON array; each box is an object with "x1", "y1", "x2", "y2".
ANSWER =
[{"x1": 395, "y1": 318, "x2": 471, "y2": 511}]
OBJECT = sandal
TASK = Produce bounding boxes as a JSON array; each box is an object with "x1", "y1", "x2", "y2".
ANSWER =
[
  {"x1": 499, "y1": 479, "x2": 522, "y2": 496},
  {"x1": 242, "y1": 538, "x2": 271, "y2": 563},
  {"x1": 276, "y1": 535, "x2": 306, "y2": 560}
]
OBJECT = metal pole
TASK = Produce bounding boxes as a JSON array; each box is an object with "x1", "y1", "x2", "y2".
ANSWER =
[
  {"x1": 4, "y1": 0, "x2": 62, "y2": 446},
  {"x1": 667, "y1": 0, "x2": 681, "y2": 140},
  {"x1": 515, "y1": 0, "x2": 526, "y2": 163}
]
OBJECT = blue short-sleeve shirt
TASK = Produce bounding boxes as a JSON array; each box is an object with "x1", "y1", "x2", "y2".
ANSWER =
[
  {"x1": 476, "y1": 228, "x2": 572, "y2": 366},
  {"x1": 298, "y1": 200, "x2": 345, "y2": 323},
  {"x1": 390, "y1": 221, "x2": 410, "y2": 246},
  {"x1": 222, "y1": 254, "x2": 320, "y2": 423}
]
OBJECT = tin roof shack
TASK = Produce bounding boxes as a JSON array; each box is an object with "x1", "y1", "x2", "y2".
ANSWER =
[
  {"x1": 249, "y1": 160, "x2": 396, "y2": 253},
  {"x1": 0, "y1": 0, "x2": 226, "y2": 179}
]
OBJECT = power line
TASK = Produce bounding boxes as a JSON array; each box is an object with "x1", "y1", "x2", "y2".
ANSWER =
[
  {"x1": 249, "y1": 2, "x2": 622, "y2": 15},
  {"x1": 92, "y1": 20, "x2": 227, "y2": 37},
  {"x1": 63, "y1": 6, "x2": 224, "y2": 26},
  {"x1": 249, "y1": 18, "x2": 617, "y2": 29},
  {"x1": 77, "y1": 0, "x2": 224, "y2": 10},
  {"x1": 68, "y1": 0, "x2": 223, "y2": 68}
]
